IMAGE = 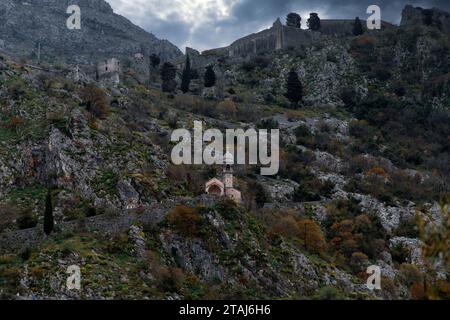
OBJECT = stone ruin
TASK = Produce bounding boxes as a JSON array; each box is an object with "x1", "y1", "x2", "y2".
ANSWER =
[{"x1": 96, "y1": 58, "x2": 120, "y2": 85}]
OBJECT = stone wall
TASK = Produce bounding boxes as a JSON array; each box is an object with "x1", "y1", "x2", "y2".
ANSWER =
[
  {"x1": 0, "y1": 196, "x2": 217, "y2": 252},
  {"x1": 171, "y1": 16, "x2": 398, "y2": 66}
]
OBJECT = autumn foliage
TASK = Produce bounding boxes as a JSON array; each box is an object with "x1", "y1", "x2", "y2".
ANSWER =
[
  {"x1": 167, "y1": 205, "x2": 202, "y2": 238},
  {"x1": 80, "y1": 83, "x2": 110, "y2": 119}
]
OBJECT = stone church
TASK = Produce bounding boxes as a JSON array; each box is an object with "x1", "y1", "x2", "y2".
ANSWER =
[{"x1": 205, "y1": 151, "x2": 242, "y2": 203}]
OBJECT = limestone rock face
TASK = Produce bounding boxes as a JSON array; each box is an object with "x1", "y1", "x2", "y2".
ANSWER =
[{"x1": 0, "y1": 0, "x2": 182, "y2": 63}]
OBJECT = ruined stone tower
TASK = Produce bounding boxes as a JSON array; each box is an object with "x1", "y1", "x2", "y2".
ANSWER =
[
  {"x1": 273, "y1": 18, "x2": 284, "y2": 50},
  {"x1": 96, "y1": 58, "x2": 120, "y2": 85}
]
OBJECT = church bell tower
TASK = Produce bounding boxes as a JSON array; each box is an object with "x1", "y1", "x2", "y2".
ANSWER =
[{"x1": 223, "y1": 151, "x2": 234, "y2": 189}]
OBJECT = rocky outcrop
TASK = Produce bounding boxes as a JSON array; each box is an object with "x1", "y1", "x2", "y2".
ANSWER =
[
  {"x1": 401, "y1": 5, "x2": 450, "y2": 33},
  {"x1": 0, "y1": 0, "x2": 182, "y2": 64}
]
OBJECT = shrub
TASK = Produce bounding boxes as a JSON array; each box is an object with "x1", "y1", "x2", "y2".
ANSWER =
[
  {"x1": 313, "y1": 286, "x2": 345, "y2": 300},
  {"x1": 350, "y1": 252, "x2": 368, "y2": 273},
  {"x1": 292, "y1": 179, "x2": 335, "y2": 202},
  {"x1": 80, "y1": 84, "x2": 110, "y2": 119},
  {"x1": 216, "y1": 99, "x2": 238, "y2": 118},
  {"x1": 297, "y1": 218, "x2": 327, "y2": 254},
  {"x1": 4, "y1": 116, "x2": 25, "y2": 131},
  {"x1": 270, "y1": 215, "x2": 300, "y2": 239},
  {"x1": 241, "y1": 55, "x2": 271, "y2": 71},
  {"x1": 156, "y1": 267, "x2": 184, "y2": 292},
  {"x1": 391, "y1": 243, "x2": 410, "y2": 264},
  {"x1": 167, "y1": 205, "x2": 202, "y2": 238},
  {"x1": 394, "y1": 218, "x2": 419, "y2": 238},
  {"x1": 257, "y1": 118, "x2": 279, "y2": 130},
  {"x1": 16, "y1": 209, "x2": 38, "y2": 230},
  {"x1": 248, "y1": 181, "x2": 270, "y2": 208},
  {"x1": 214, "y1": 199, "x2": 240, "y2": 219},
  {"x1": 410, "y1": 282, "x2": 426, "y2": 300},
  {"x1": 399, "y1": 264, "x2": 423, "y2": 287},
  {"x1": 6, "y1": 78, "x2": 27, "y2": 99},
  {"x1": 86, "y1": 207, "x2": 97, "y2": 218},
  {"x1": 367, "y1": 166, "x2": 387, "y2": 177},
  {"x1": 349, "y1": 120, "x2": 372, "y2": 139}
]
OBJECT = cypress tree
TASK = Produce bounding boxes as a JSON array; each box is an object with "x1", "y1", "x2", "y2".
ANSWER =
[
  {"x1": 43, "y1": 189, "x2": 54, "y2": 235},
  {"x1": 150, "y1": 54, "x2": 160, "y2": 69},
  {"x1": 181, "y1": 55, "x2": 191, "y2": 93},
  {"x1": 204, "y1": 66, "x2": 216, "y2": 88},
  {"x1": 285, "y1": 68, "x2": 303, "y2": 108},
  {"x1": 160, "y1": 62, "x2": 177, "y2": 93},
  {"x1": 353, "y1": 17, "x2": 364, "y2": 36}
]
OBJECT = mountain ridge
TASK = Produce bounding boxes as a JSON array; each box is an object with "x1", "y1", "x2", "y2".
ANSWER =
[{"x1": 0, "y1": 0, "x2": 182, "y2": 64}]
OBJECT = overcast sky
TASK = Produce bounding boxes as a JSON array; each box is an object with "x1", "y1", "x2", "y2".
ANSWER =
[{"x1": 106, "y1": 0, "x2": 450, "y2": 52}]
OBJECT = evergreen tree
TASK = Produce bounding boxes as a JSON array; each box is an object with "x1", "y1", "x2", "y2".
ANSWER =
[
  {"x1": 204, "y1": 65, "x2": 216, "y2": 88},
  {"x1": 150, "y1": 54, "x2": 160, "y2": 69},
  {"x1": 43, "y1": 189, "x2": 54, "y2": 235},
  {"x1": 285, "y1": 68, "x2": 303, "y2": 108},
  {"x1": 286, "y1": 12, "x2": 301, "y2": 28},
  {"x1": 160, "y1": 62, "x2": 177, "y2": 93},
  {"x1": 353, "y1": 17, "x2": 364, "y2": 36},
  {"x1": 307, "y1": 13, "x2": 321, "y2": 31},
  {"x1": 180, "y1": 55, "x2": 191, "y2": 93}
]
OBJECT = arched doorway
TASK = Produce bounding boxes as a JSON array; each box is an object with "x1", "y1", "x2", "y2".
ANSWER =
[{"x1": 207, "y1": 184, "x2": 223, "y2": 197}]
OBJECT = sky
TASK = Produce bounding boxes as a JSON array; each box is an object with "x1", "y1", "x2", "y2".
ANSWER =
[{"x1": 106, "y1": 0, "x2": 450, "y2": 52}]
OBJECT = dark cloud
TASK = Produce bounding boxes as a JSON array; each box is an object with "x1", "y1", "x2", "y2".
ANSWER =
[
  {"x1": 139, "y1": 12, "x2": 191, "y2": 46},
  {"x1": 109, "y1": 0, "x2": 450, "y2": 52}
]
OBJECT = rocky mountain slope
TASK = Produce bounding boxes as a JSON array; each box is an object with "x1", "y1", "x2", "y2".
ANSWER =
[
  {"x1": 0, "y1": 5, "x2": 449, "y2": 300},
  {"x1": 0, "y1": 0, "x2": 182, "y2": 63}
]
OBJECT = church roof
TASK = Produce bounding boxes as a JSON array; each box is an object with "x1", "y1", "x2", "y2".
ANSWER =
[{"x1": 206, "y1": 178, "x2": 224, "y2": 188}]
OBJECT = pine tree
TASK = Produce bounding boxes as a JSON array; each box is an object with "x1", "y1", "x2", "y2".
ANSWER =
[
  {"x1": 286, "y1": 13, "x2": 301, "y2": 28},
  {"x1": 285, "y1": 68, "x2": 303, "y2": 108},
  {"x1": 43, "y1": 189, "x2": 54, "y2": 235},
  {"x1": 353, "y1": 17, "x2": 364, "y2": 36},
  {"x1": 180, "y1": 55, "x2": 191, "y2": 93},
  {"x1": 307, "y1": 13, "x2": 321, "y2": 31},
  {"x1": 160, "y1": 62, "x2": 177, "y2": 93},
  {"x1": 204, "y1": 65, "x2": 216, "y2": 88}
]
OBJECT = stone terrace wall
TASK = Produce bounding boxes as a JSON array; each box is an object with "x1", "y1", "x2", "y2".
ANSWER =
[
  {"x1": 229, "y1": 28, "x2": 278, "y2": 57},
  {"x1": 283, "y1": 26, "x2": 315, "y2": 49},
  {"x1": 0, "y1": 196, "x2": 217, "y2": 252},
  {"x1": 320, "y1": 20, "x2": 359, "y2": 36}
]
